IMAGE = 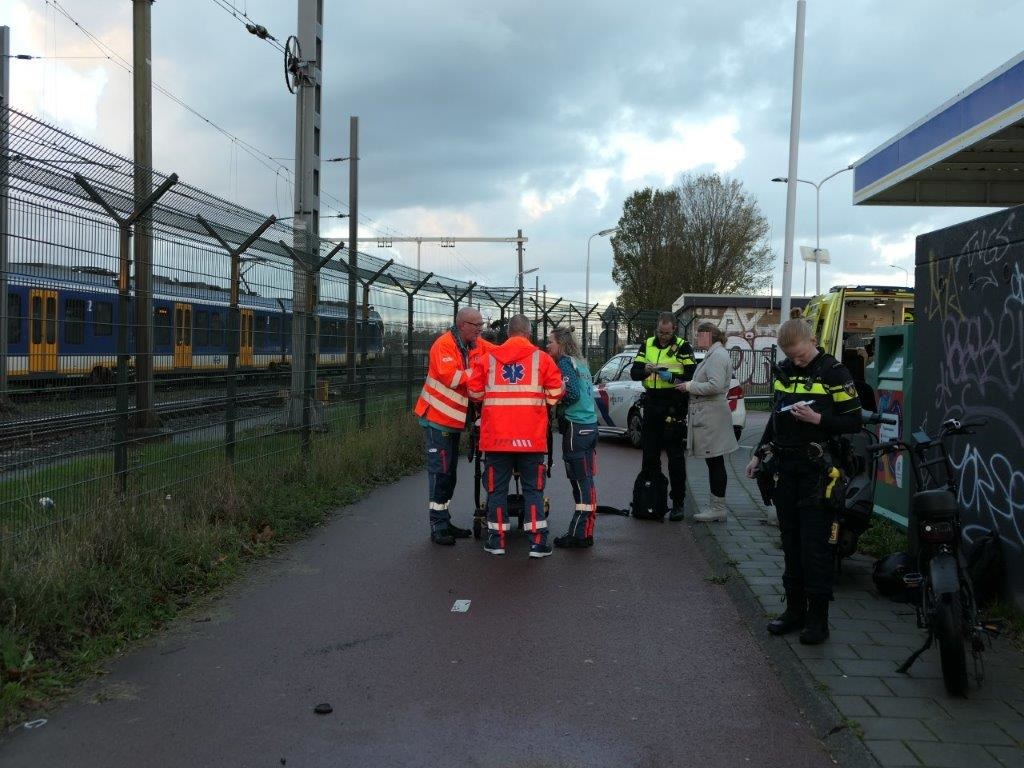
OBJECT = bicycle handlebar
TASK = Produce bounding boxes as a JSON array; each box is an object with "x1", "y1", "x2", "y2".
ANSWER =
[
  {"x1": 865, "y1": 439, "x2": 903, "y2": 454},
  {"x1": 861, "y1": 409, "x2": 898, "y2": 426},
  {"x1": 865, "y1": 415, "x2": 988, "y2": 456},
  {"x1": 941, "y1": 416, "x2": 988, "y2": 434}
]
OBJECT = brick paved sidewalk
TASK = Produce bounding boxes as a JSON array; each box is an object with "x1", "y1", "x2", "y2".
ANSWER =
[{"x1": 686, "y1": 411, "x2": 1024, "y2": 768}]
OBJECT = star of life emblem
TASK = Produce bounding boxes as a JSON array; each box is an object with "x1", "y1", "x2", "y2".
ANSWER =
[{"x1": 501, "y1": 362, "x2": 525, "y2": 383}]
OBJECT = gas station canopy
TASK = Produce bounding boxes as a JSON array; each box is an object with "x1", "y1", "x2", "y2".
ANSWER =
[{"x1": 854, "y1": 51, "x2": 1024, "y2": 206}]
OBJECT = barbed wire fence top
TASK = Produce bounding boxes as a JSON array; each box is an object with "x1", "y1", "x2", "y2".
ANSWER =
[{"x1": 0, "y1": 105, "x2": 643, "y2": 547}]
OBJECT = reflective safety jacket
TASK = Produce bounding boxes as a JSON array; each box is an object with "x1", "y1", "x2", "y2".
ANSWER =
[
  {"x1": 757, "y1": 350, "x2": 862, "y2": 449},
  {"x1": 415, "y1": 330, "x2": 493, "y2": 431},
  {"x1": 630, "y1": 334, "x2": 696, "y2": 404},
  {"x1": 468, "y1": 336, "x2": 564, "y2": 452}
]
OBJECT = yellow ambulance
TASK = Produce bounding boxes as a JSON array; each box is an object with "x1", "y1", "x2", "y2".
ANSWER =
[{"x1": 800, "y1": 285, "x2": 914, "y2": 368}]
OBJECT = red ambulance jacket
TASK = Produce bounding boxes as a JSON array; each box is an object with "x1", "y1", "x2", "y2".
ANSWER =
[{"x1": 467, "y1": 336, "x2": 564, "y2": 452}]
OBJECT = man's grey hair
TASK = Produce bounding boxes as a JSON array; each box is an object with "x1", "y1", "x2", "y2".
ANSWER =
[
  {"x1": 456, "y1": 306, "x2": 481, "y2": 323},
  {"x1": 657, "y1": 311, "x2": 676, "y2": 328},
  {"x1": 507, "y1": 314, "x2": 532, "y2": 337}
]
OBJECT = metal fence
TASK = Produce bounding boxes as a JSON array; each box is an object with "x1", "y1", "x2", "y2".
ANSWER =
[{"x1": 0, "y1": 106, "x2": 667, "y2": 548}]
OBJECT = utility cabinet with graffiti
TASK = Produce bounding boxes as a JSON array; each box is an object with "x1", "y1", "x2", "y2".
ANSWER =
[{"x1": 914, "y1": 204, "x2": 1024, "y2": 605}]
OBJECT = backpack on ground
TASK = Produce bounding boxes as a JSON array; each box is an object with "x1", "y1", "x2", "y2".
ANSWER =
[{"x1": 631, "y1": 469, "x2": 668, "y2": 521}]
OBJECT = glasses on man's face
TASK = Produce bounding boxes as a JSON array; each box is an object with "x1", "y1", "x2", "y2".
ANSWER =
[{"x1": 462, "y1": 321, "x2": 485, "y2": 328}]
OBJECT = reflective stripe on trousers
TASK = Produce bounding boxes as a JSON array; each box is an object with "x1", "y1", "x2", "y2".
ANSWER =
[
  {"x1": 425, "y1": 426, "x2": 461, "y2": 532},
  {"x1": 484, "y1": 451, "x2": 547, "y2": 548},
  {"x1": 563, "y1": 421, "x2": 599, "y2": 539}
]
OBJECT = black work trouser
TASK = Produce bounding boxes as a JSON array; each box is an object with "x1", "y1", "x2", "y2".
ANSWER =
[
  {"x1": 640, "y1": 401, "x2": 687, "y2": 506},
  {"x1": 775, "y1": 454, "x2": 834, "y2": 599}
]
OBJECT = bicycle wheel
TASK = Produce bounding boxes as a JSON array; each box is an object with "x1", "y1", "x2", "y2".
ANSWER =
[{"x1": 935, "y1": 591, "x2": 969, "y2": 696}]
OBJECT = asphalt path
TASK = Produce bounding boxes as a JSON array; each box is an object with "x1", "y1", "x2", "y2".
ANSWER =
[{"x1": 1, "y1": 437, "x2": 834, "y2": 768}]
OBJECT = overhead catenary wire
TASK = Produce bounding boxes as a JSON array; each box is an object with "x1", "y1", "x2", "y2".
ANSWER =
[
  {"x1": 44, "y1": 0, "x2": 296, "y2": 183},
  {"x1": 207, "y1": 0, "x2": 286, "y2": 54},
  {"x1": 44, "y1": 0, "x2": 378, "y2": 233},
  {"x1": 37, "y1": 0, "x2": 489, "y2": 283}
]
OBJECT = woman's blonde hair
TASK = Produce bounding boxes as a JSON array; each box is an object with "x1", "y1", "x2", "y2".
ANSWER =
[
  {"x1": 549, "y1": 326, "x2": 581, "y2": 359},
  {"x1": 696, "y1": 322, "x2": 727, "y2": 346},
  {"x1": 777, "y1": 318, "x2": 815, "y2": 347}
]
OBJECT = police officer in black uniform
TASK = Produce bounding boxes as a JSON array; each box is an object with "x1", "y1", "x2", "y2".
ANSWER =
[
  {"x1": 746, "y1": 319, "x2": 862, "y2": 645},
  {"x1": 630, "y1": 311, "x2": 697, "y2": 520}
]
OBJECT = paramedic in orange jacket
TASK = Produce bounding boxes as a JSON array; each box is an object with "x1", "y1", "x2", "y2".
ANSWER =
[
  {"x1": 468, "y1": 314, "x2": 564, "y2": 558},
  {"x1": 415, "y1": 306, "x2": 492, "y2": 545}
]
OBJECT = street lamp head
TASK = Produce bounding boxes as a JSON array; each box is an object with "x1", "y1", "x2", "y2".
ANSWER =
[
  {"x1": 520, "y1": 267, "x2": 539, "y2": 276},
  {"x1": 598, "y1": 227, "x2": 618, "y2": 237},
  {"x1": 771, "y1": 177, "x2": 787, "y2": 183}
]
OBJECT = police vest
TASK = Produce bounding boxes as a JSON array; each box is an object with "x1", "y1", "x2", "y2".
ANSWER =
[
  {"x1": 636, "y1": 335, "x2": 695, "y2": 390},
  {"x1": 770, "y1": 352, "x2": 858, "y2": 447}
]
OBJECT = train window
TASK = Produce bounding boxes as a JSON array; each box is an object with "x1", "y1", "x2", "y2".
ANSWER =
[
  {"x1": 154, "y1": 307, "x2": 171, "y2": 347},
  {"x1": 7, "y1": 293, "x2": 20, "y2": 344},
  {"x1": 210, "y1": 312, "x2": 224, "y2": 347},
  {"x1": 45, "y1": 296, "x2": 57, "y2": 344},
  {"x1": 31, "y1": 295, "x2": 41, "y2": 344},
  {"x1": 64, "y1": 299, "x2": 86, "y2": 345},
  {"x1": 93, "y1": 301, "x2": 113, "y2": 336},
  {"x1": 254, "y1": 314, "x2": 268, "y2": 346},
  {"x1": 194, "y1": 310, "x2": 209, "y2": 346},
  {"x1": 268, "y1": 314, "x2": 281, "y2": 339}
]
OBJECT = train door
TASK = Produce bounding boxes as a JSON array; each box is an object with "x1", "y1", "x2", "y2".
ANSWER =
[
  {"x1": 29, "y1": 289, "x2": 58, "y2": 373},
  {"x1": 240, "y1": 309, "x2": 254, "y2": 367},
  {"x1": 174, "y1": 303, "x2": 193, "y2": 368}
]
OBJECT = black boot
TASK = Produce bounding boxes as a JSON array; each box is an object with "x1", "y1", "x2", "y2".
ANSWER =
[
  {"x1": 766, "y1": 589, "x2": 806, "y2": 636},
  {"x1": 799, "y1": 596, "x2": 830, "y2": 645},
  {"x1": 445, "y1": 522, "x2": 472, "y2": 539}
]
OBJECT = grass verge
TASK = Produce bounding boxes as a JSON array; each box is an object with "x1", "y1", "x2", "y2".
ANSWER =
[
  {"x1": 857, "y1": 516, "x2": 908, "y2": 560},
  {"x1": 0, "y1": 400, "x2": 424, "y2": 727}
]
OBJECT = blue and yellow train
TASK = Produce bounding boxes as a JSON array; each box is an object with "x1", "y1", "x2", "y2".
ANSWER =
[{"x1": 4, "y1": 264, "x2": 385, "y2": 384}]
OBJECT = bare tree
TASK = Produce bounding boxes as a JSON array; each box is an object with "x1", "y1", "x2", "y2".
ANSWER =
[{"x1": 611, "y1": 175, "x2": 773, "y2": 313}]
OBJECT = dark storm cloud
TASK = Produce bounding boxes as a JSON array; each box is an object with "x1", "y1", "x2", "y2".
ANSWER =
[{"x1": 10, "y1": 0, "x2": 1024, "y2": 299}]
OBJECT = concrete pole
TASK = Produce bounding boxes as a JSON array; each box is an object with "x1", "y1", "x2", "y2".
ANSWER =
[
  {"x1": 0, "y1": 26, "x2": 10, "y2": 411},
  {"x1": 517, "y1": 228, "x2": 524, "y2": 314},
  {"x1": 346, "y1": 116, "x2": 358, "y2": 389},
  {"x1": 132, "y1": 0, "x2": 157, "y2": 429},
  {"x1": 780, "y1": 0, "x2": 806, "y2": 326},
  {"x1": 289, "y1": 0, "x2": 323, "y2": 424},
  {"x1": 814, "y1": 183, "x2": 821, "y2": 295}
]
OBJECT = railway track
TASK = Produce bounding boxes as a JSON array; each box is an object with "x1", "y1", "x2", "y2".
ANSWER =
[{"x1": 0, "y1": 390, "x2": 281, "y2": 447}]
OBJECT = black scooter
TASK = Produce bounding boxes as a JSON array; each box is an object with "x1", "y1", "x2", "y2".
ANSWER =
[{"x1": 835, "y1": 409, "x2": 898, "y2": 567}]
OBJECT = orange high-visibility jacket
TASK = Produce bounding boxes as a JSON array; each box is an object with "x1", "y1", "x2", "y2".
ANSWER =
[
  {"x1": 415, "y1": 330, "x2": 493, "y2": 430},
  {"x1": 468, "y1": 336, "x2": 564, "y2": 452}
]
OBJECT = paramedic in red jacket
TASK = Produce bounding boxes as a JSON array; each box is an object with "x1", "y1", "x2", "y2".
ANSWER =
[
  {"x1": 414, "y1": 306, "x2": 492, "y2": 545},
  {"x1": 468, "y1": 315, "x2": 564, "y2": 558}
]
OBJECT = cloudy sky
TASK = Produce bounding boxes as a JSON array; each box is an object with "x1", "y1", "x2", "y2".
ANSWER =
[{"x1": 3, "y1": 0, "x2": 1023, "y2": 306}]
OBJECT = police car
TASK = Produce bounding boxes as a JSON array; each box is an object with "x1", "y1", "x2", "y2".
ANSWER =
[{"x1": 592, "y1": 345, "x2": 746, "y2": 447}]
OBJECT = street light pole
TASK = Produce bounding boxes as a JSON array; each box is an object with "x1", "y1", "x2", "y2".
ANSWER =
[
  {"x1": 772, "y1": 163, "x2": 852, "y2": 295},
  {"x1": 890, "y1": 264, "x2": 910, "y2": 285},
  {"x1": 585, "y1": 226, "x2": 617, "y2": 355}
]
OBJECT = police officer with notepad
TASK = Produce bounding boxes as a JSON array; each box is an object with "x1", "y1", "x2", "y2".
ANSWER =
[
  {"x1": 630, "y1": 311, "x2": 696, "y2": 521},
  {"x1": 746, "y1": 319, "x2": 862, "y2": 645}
]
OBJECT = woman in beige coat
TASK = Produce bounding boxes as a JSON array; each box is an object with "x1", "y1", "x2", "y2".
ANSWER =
[{"x1": 677, "y1": 322, "x2": 738, "y2": 521}]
